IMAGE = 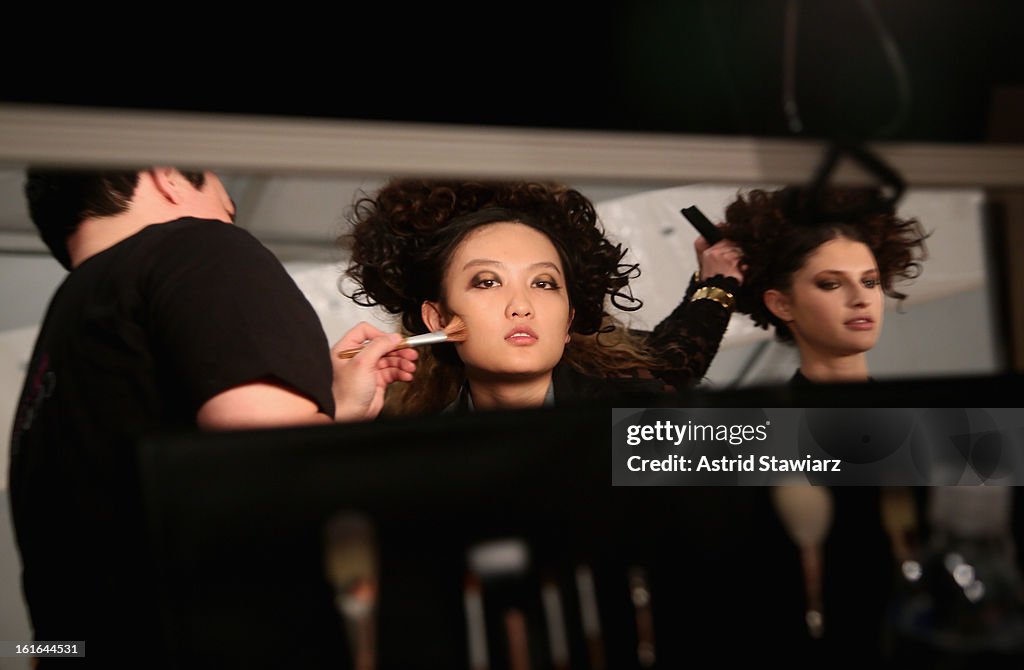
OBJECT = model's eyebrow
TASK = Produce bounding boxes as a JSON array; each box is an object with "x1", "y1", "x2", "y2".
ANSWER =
[
  {"x1": 529, "y1": 262, "x2": 563, "y2": 275},
  {"x1": 815, "y1": 268, "x2": 879, "y2": 277},
  {"x1": 461, "y1": 260, "x2": 563, "y2": 275},
  {"x1": 462, "y1": 259, "x2": 503, "y2": 271}
]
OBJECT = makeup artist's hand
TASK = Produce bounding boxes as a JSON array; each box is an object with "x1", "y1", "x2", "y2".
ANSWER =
[
  {"x1": 695, "y1": 228, "x2": 744, "y2": 284},
  {"x1": 331, "y1": 322, "x2": 418, "y2": 422}
]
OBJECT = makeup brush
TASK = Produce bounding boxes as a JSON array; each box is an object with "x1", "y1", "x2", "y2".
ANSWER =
[
  {"x1": 323, "y1": 512, "x2": 378, "y2": 670},
  {"x1": 574, "y1": 564, "x2": 606, "y2": 670},
  {"x1": 467, "y1": 538, "x2": 532, "y2": 670},
  {"x1": 628, "y1": 566, "x2": 656, "y2": 668},
  {"x1": 463, "y1": 573, "x2": 489, "y2": 670},
  {"x1": 540, "y1": 572, "x2": 570, "y2": 670},
  {"x1": 880, "y1": 486, "x2": 920, "y2": 580},
  {"x1": 336, "y1": 315, "x2": 467, "y2": 359},
  {"x1": 771, "y1": 484, "x2": 834, "y2": 640}
]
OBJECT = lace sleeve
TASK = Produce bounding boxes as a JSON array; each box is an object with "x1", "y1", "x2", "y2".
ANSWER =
[{"x1": 643, "y1": 273, "x2": 739, "y2": 390}]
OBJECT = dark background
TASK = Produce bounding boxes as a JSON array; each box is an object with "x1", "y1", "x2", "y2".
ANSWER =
[{"x1": 4, "y1": 0, "x2": 1022, "y2": 143}]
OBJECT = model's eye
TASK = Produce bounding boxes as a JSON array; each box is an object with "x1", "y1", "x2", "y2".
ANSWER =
[
  {"x1": 816, "y1": 280, "x2": 840, "y2": 290},
  {"x1": 533, "y1": 277, "x2": 562, "y2": 290},
  {"x1": 863, "y1": 278, "x2": 880, "y2": 289},
  {"x1": 471, "y1": 273, "x2": 501, "y2": 289}
]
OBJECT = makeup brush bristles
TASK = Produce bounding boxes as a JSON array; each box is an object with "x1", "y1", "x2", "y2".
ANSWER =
[
  {"x1": 441, "y1": 315, "x2": 468, "y2": 343},
  {"x1": 336, "y1": 314, "x2": 468, "y2": 359}
]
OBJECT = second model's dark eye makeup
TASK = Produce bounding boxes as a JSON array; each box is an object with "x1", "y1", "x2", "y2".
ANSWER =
[{"x1": 813, "y1": 271, "x2": 881, "y2": 292}]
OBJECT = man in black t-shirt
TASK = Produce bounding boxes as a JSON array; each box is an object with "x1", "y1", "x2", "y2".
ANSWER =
[{"x1": 9, "y1": 167, "x2": 417, "y2": 666}]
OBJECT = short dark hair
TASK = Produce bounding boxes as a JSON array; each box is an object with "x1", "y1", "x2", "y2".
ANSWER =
[{"x1": 24, "y1": 168, "x2": 205, "y2": 269}]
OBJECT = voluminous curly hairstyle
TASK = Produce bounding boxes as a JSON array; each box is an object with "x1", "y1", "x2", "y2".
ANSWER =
[
  {"x1": 342, "y1": 178, "x2": 659, "y2": 414},
  {"x1": 720, "y1": 186, "x2": 928, "y2": 343},
  {"x1": 344, "y1": 179, "x2": 642, "y2": 335}
]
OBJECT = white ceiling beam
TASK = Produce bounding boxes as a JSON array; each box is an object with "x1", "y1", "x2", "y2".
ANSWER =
[{"x1": 2, "y1": 103, "x2": 1023, "y2": 188}]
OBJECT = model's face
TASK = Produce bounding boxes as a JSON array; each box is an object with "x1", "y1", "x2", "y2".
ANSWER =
[
  {"x1": 770, "y1": 236, "x2": 883, "y2": 357},
  {"x1": 425, "y1": 222, "x2": 573, "y2": 380}
]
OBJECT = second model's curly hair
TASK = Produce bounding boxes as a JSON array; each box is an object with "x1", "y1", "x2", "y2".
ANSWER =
[
  {"x1": 720, "y1": 186, "x2": 928, "y2": 343},
  {"x1": 342, "y1": 178, "x2": 660, "y2": 414}
]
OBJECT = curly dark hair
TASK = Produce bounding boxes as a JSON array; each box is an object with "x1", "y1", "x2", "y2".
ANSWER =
[
  {"x1": 341, "y1": 178, "x2": 663, "y2": 414},
  {"x1": 343, "y1": 179, "x2": 642, "y2": 336},
  {"x1": 720, "y1": 186, "x2": 928, "y2": 343}
]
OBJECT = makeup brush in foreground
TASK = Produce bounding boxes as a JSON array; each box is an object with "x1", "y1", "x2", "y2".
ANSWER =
[
  {"x1": 336, "y1": 315, "x2": 467, "y2": 359},
  {"x1": 771, "y1": 484, "x2": 834, "y2": 640}
]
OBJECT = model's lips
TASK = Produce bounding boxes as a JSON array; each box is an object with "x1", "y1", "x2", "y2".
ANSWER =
[
  {"x1": 844, "y1": 317, "x2": 875, "y2": 331},
  {"x1": 505, "y1": 326, "x2": 539, "y2": 343}
]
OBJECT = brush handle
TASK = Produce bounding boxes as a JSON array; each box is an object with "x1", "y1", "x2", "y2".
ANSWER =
[
  {"x1": 800, "y1": 544, "x2": 825, "y2": 639},
  {"x1": 680, "y1": 206, "x2": 724, "y2": 244},
  {"x1": 336, "y1": 330, "x2": 449, "y2": 359},
  {"x1": 880, "y1": 486, "x2": 918, "y2": 564},
  {"x1": 402, "y1": 331, "x2": 450, "y2": 348}
]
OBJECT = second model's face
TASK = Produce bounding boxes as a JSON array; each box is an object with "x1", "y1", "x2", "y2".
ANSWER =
[
  {"x1": 430, "y1": 222, "x2": 573, "y2": 380},
  {"x1": 780, "y1": 236, "x2": 884, "y2": 357}
]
